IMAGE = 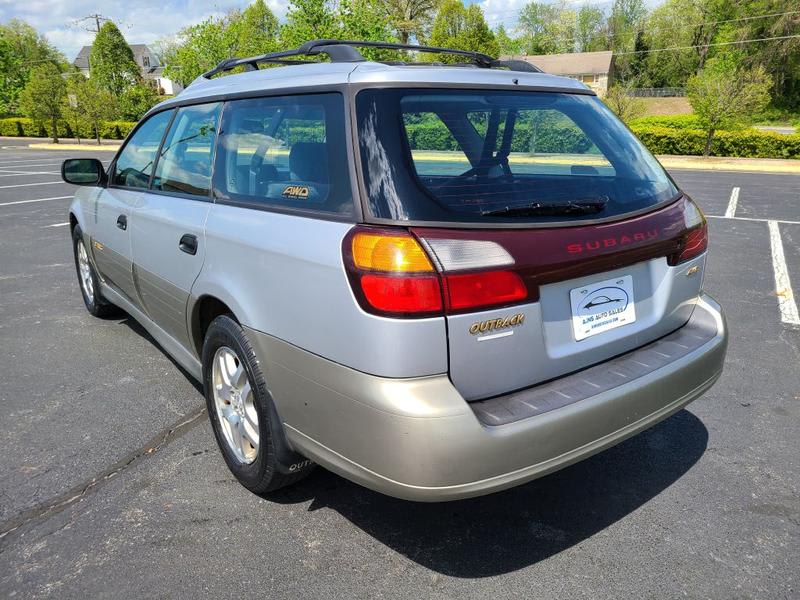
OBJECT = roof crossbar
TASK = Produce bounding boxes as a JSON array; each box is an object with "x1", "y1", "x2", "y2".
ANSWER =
[{"x1": 200, "y1": 39, "x2": 542, "y2": 80}]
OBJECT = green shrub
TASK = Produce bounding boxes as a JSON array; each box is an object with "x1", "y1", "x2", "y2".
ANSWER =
[
  {"x1": 0, "y1": 117, "x2": 136, "y2": 140},
  {"x1": 404, "y1": 122, "x2": 593, "y2": 154},
  {"x1": 630, "y1": 125, "x2": 800, "y2": 159}
]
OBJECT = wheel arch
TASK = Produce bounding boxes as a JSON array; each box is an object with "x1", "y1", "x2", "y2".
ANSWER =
[{"x1": 189, "y1": 294, "x2": 241, "y2": 358}]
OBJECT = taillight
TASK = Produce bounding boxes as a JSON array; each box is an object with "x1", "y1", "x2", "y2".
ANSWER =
[
  {"x1": 669, "y1": 199, "x2": 708, "y2": 264},
  {"x1": 342, "y1": 227, "x2": 529, "y2": 318},
  {"x1": 443, "y1": 271, "x2": 527, "y2": 311},
  {"x1": 343, "y1": 228, "x2": 443, "y2": 317}
]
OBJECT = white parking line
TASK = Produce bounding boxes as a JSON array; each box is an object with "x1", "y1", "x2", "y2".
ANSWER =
[
  {"x1": 0, "y1": 158, "x2": 65, "y2": 166},
  {"x1": 724, "y1": 187, "x2": 740, "y2": 218},
  {"x1": 44, "y1": 222, "x2": 70, "y2": 228},
  {"x1": 0, "y1": 171, "x2": 60, "y2": 177},
  {"x1": 0, "y1": 162, "x2": 108, "y2": 169},
  {"x1": 0, "y1": 181, "x2": 64, "y2": 189},
  {"x1": 706, "y1": 214, "x2": 800, "y2": 225},
  {"x1": 0, "y1": 195, "x2": 72, "y2": 207},
  {"x1": 768, "y1": 220, "x2": 800, "y2": 326}
]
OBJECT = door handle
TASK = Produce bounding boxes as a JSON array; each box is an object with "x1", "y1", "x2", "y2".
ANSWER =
[
  {"x1": 179, "y1": 234, "x2": 198, "y2": 255},
  {"x1": 116, "y1": 214, "x2": 127, "y2": 230}
]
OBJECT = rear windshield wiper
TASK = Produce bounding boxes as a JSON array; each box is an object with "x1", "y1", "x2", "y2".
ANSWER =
[{"x1": 482, "y1": 199, "x2": 608, "y2": 217}]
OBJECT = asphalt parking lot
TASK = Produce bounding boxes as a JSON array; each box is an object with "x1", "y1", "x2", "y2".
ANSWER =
[{"x1": 0, "y1": 139, "x2": 798, "y2": 598}]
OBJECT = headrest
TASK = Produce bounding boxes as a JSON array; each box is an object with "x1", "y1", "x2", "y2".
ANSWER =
[{"x1": 289, "y1": 142, "x2": 328, "y2": 183}]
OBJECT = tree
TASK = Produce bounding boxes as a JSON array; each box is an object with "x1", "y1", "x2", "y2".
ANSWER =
[
  {"x1": 687, "y1": 56, "x2": 772, "y2": 155},
  {"x1": 608, "y1": 0, "x2": 647, "y2": 81},
  {"x1": 604, "y1": 83, "x2": 646, "y2": 122},
  {"x1": 517, "y1": 2, "x2": 560, "y2": 54},
  {"x1": 516, "y1": 1, "x2": 578, "y2": 55},
  {"x1": 339, "y1": 0, "x2": 397, "y2": 59},
  {"x1": 90, "y1": 21, "x2": 141, "y2": 95},
  {"x1": 162, "y1": 18, "x2": 238, "y2": 86},
  {"x1": 384, "y1": 0, "x2": 439, "y2": 44},
  {"x1": 19, "y1": 63, "x2": 66, "y2": 143},
  {"x1": 575, "y1": 5, "x2": 608, "y2": 53},
  {"x1": 495, "y1": 25, "x2": 523, "y2": 56},
  {"x1": 162, "y1": 1, "x2": 283, "y2": 85},
  {"x1": 76, "y1": 80, "x2": 116, "y2": 145},
  {"x1": 63, "y1": 72, "x2": 86, "y2": 144},
  {"x1": 118, "y1": 84, "x2": 159, "y2": 121},
  {"x1": 734, "y1": 0, "x2": 800, "y2": 106},
  {"x1": 427, "y1": 0, "x2": 500, "y2": 62},
  {"x1": 280, "y1": 0, "x2": 340, "y2": 49},
  {"x1": 0, "y1": 20, "x2": 65, "y2": 115},
  {"x1": 231, "y1": 0, "x2": 280, "y2": 56}
]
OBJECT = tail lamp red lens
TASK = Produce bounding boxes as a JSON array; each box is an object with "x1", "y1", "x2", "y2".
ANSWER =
[
  {"x1": 343, "y1": 228, "x2": 529, "y2": 318},
  {"x1": 360, "y1": 274, "x2": 442, "y2": 313},
  {"x1": 443, "y1": 271, "x2": 527, "y2": 311}
]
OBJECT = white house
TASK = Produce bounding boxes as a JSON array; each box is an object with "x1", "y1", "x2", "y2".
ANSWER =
[
  {"x1": 73, "y1": 44, "x2": 183, "y2": 96},
  {"x1": 501, "y1": 51, "x2": 615, "y2": 96}
]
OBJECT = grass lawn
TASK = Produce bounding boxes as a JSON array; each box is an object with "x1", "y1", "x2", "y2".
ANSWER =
[{"x1": 640, "y1": 97, "x2": 692, "y2": 116}]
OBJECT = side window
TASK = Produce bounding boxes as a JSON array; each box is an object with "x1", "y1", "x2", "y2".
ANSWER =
[
  {"x1": 152, "y1": 103, "x2": 221, "y2": 197},
  {"x1": 213, "y1": 93, "x2": 353, "y2": 216},
  {"x1": 111, "y1": 109, "x2": 173, "y2": 189},
  {"x1": 402, "y1": 111, "x2": 470, "y2": 176}
]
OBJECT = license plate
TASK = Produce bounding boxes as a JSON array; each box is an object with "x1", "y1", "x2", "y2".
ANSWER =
[{"x1": 570, "y1": 275, "x2": 636, "y2": 341}]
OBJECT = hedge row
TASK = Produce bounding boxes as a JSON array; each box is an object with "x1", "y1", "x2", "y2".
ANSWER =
[
  {"x1": 3, "y1": 116, "x2": 797, "y2": 159},
  {"x1": 630, "y1": 125, "x2": 800, "y2": 159},
  {"x1": 628, "y1": 114, "x2": 704, "y2": 130},
  {"x1": 404, "y1": 122, "x2": 593, "y2": 154},
  {"x1": 0, "y1": 117, "x2": 136, "y2": 140}
]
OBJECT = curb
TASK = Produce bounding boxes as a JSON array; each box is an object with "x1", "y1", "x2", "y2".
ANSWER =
[
  {"x1": 28, "y1": 143, "x2": 120, "y2": 152},
  {"x1": 657, "y1": 155, "x2": 800, "y2": 174}
]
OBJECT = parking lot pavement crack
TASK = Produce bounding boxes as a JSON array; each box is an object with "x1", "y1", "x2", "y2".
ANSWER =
[{"x1": 0, "y1": 406, "x2": 207, "y2": 547}]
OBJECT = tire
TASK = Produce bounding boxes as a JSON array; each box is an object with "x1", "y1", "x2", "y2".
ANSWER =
[
  {"x1": 202, "y1": 315, "x2": 314, "y2": 494},
  {"x1": 72, "y1": 225, "x2": 119, "y2": 318}
]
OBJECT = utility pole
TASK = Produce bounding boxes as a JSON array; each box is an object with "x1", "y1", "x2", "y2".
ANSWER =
[{"x1": 73, "y1": 13, "x2": 111, "y2": 34}]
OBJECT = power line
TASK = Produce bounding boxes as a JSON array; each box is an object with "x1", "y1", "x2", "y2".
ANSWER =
[
  {"x1": 486, "y1": 7, "x2": 799, "y2": 53},
  {"x1": 485, "y1": 7, "x2": 800, "y2": 40},
  {"x1": 613, "y1": 33, "x2": 800, "y2": 55}
]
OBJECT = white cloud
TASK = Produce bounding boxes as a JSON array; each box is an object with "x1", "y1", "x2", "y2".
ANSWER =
[{"x1": 0, "y1": 0, "x2": 290, "y2": 61}]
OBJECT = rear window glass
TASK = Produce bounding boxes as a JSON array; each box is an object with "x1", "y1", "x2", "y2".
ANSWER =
[
  {"x1": 213, "y1": 93, "x2": 354, "y2": 216},
  {"x1": 356, "y1": 89, "x2": 678, "y2": 224}
]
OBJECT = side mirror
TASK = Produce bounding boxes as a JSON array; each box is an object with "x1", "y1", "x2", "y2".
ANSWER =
[{"x1": 62, "y1": 158, "x2": 107, "y2": 186}]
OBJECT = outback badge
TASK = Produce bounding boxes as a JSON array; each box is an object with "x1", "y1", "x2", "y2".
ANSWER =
[{"x1": 469, "y1": 313, "x2": 525, "y2": 335}]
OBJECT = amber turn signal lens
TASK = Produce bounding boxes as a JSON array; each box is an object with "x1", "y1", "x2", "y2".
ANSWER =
[{"x1": 351, "y1": 232, "x2": 434, "y2": 273}]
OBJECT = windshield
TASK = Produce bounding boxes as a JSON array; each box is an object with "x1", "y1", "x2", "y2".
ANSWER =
[{"x1": 355, "y1": 89, "x2": 678, "y2": 224}]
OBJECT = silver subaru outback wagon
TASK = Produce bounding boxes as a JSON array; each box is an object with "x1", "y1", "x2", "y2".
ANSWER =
[{"x1": 62, "y1": 40, "x2": 728, "y2": 501}]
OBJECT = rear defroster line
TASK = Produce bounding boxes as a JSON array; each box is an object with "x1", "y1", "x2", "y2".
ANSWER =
[{"x1": 0, "y1": 407, "x2": 207, "y2": 546}]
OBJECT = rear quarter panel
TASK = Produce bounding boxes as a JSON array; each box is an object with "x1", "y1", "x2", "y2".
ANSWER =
[{"x1": 192, "y1": 204, "x2": 448, "y2": 378}]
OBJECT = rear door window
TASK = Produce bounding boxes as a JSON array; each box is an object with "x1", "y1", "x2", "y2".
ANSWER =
[
  {"x1": 356, "y1": 89, "x2": 677, "y2": 224},
  {"x1": 213, "y1": 93, "x2": 354, "y2": 216},
  {"x1": 152, "y1": 103, "x2": 221, "y2": 197}
]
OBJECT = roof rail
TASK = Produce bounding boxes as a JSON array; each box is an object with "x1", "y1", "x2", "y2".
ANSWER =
[{"x1": 199, "y1": 39, "x2": 542, "y2": 80}]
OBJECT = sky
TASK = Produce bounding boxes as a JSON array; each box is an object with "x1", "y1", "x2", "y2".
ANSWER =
[{"x1": 0, "y1": 0, "x2": 615, "y2": 63}]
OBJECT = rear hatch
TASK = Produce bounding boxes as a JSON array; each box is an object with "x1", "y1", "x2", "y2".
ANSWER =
[{"x1": 353, "y1": 87, "x2": 708, "y2": 400}]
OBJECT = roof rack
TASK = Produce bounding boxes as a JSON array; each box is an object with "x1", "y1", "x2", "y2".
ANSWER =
[{"x1": 199, "y1": 39, "x2": 542, "y2": 80}]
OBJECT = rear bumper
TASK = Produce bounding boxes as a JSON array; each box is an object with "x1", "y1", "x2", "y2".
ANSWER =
[{"x1": 248, "y1": 294, "x2": 727, "y2": 502}]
